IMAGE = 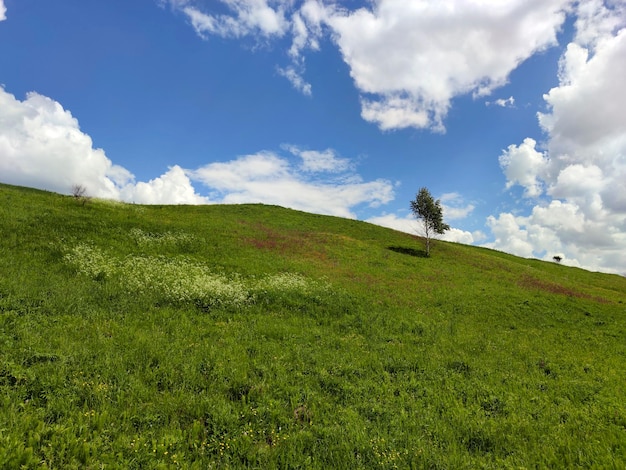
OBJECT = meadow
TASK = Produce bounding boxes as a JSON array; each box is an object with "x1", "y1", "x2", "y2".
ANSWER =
[{"x1": 0, "y1": 182, "x2": 625, "y2": 468}]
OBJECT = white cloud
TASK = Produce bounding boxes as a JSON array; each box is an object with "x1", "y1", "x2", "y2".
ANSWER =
[
  {"x1": 366, "y1": 192, "x2": 476, "y2": 244},
  {"x1": 0, "y1": 88, "x2": 132, "y2": 199},
  {"x1": 440, "y1": 193, "x2": 475, "y2": 220},
  {"x1": 288, "y1": 8, "x2": 321, "y2": 58},
  {"x1": 538, "y1": 40, "x2": 626, "y2": 156},
  {"x1": 190, "y1": 151, "x2": 394, "y2": 218},
  {"x1": 486, "y1": 96, "x2": 515, "y2": 107},
  {"x1": 360, "y1": 96, "x2": 432, "y2": 132},
  {"x1": 180, "y1": 1, "x2": 289, "y2": 39},
  {"x1": 488, "y1": 2, "x2": 626, "y2": 274},
  {"x1": 0, "y1": 86, "x2": 395, "y2": 217},
  {"x1": 549, "y1": 163, "x2": 605, "y2": 201},
  {"x1": 499, "y1": 137, "x2": 549, "y2": 198},
  {"x1": 165, "y1": 1, "x2": 572, "y2": 127},
  {"x1": 574, "y1": 0, "x2": 625, "y2": 48},
  {"x1": 366, "y1": 213, "x2": 418, "y2": 235},
  {"x1": 0, "y1": 87, "x2": 207, "y2": 204},
  {"x1": 169, "y1": 1, "x2": 317, "y2": 92},
  {"x1": 284, "y1": 145, "x2": 352, "y2": 173},
  {"x1": 442, "y1": 228, "x2": 477, "y2": 245},
  {"x1": 320, "y1": 0, "x2": 570, "y2": 130},
  {"x1": 367, "y1": 212, "x2": 476, "y2": 245},
  {"x1": 0, "y1": 0, "x2": 6, "y2": 21},
  {"x1": 120, "y1": 166, "x2": 209, "y2": 205},
  {"x1": 277, "y1": 65, "x2": 312, "y2": 96},
  {"x1": 485, "y1": 213, "x2": 536, "y2": 259},
  {"x1": 485, "y1": 202, "x2": 626, "y2": 272}
]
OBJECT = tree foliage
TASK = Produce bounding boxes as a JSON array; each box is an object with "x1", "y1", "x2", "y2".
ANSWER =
[{"x1": 410, "y1": 187, "x2": 450, "y2": 256}]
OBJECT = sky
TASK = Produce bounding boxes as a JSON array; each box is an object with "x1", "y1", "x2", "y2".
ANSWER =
[{"x1": 0, "y1": 0, "x2": 625, "y2": 275}]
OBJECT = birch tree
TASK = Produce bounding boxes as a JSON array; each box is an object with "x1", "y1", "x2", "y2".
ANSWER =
[{"x1": 410, "y1": 187, "x2": 450, "y2": 256}]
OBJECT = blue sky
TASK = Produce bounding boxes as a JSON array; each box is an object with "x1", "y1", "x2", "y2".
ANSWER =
[{"x1": 1, "y1": 0, "x2": 625, "y2": 274}]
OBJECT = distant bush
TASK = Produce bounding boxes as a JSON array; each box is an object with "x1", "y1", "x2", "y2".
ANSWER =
[{"x1": 71, "y1": 184, "x2": 90, "y2": 206}]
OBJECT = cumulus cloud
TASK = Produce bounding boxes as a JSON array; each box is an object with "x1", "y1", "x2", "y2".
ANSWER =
[
  {"x1": 0, "y1": 87, "x2": 207, "y2": 204},
  {"x1": 366, "y1": 212, "x2": 477, "y2": 245},
  {"x1": 366, "y1": 213, "x2": 418, "y2": 235},
  {"x1": 0, "y1": 0, "x2": 6, "y2": 21},
  {"x1": 442, "y1": 228, "x2": 479, "y2": 245},
  {"x1": 120, "y1": 166, "x2": 208, "y2": 204},
  {"x1": 190, "y1": 151, "x2": 394, "y2": 218},
  {"x1": 440, "y1": 193, "x2": 476, "y2": 221},
  {"x1": 488, "y1": 1, "x2": 626, "y2": 274},
  {"x1": 0, "y1": 88, "x2": 133, "y2": 200},
  {"x1": 499, "y1": 138, "x2": 549, "y2": 198},
  {"x1": 574, "y1": 0, "x2": 626, "y2": 48},
  {"x1": 0, "y1": 87, "x2": 394, "y2": 216},
  {"x1": 164, "y1": 1, "x2": 572, "y2": 130},
  {"x1": 485, "y1": 201, "x2": 626, "y2": 271},
  {"x1": 284, "y1": 145, "x2": 352, "y2": 173},
  {"x1": 485, "y1": 213, "x2": 537, "y2": 259},
  {"x1": 318, "y1": 0, "x2": 569, "y2": 131},
  {"x1": 178, "y1": 0, "x2": 290, "y2": 39}
]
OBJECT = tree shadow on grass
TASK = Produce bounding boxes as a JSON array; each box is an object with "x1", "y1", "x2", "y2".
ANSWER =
[{"x1": 387, "y1": 246, "x2": 428, "y2": 258}]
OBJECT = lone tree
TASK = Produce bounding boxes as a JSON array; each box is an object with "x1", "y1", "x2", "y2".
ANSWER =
[
  {"x1": 71, "y1": 184, "x2": 90, "y2": 206},
  {"x1": 410, "y1": 187, "x2": 450, "y2": 257}
]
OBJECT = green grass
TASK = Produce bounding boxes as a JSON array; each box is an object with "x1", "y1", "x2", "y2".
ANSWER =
[{"x1": 1, "y1": 182, "x2": 625, "y2": 468}]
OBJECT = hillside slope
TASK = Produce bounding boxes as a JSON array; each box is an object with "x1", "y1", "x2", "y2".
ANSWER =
[{"x1": 1, "y1": 183, "x2": 625, "y2": 468}]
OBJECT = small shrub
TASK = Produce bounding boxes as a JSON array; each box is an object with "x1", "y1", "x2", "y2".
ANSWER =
[{"x1": 71, "y1": 184, "x2": 90, "y2": 206}]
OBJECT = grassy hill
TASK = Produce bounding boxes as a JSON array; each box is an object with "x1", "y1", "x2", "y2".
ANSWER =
[{"x1": 1, "y1": 182, "x2": 625, "y2": 468}]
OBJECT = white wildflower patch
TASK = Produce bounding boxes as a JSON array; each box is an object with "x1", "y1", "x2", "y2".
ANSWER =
[
  {"x1": 64, "y1": 244, "x2": 249, "y2": 308},
  {"x1": 120, "y1": 256, "x2": 249, "y2": 308},
  {"x1": 64, "y1": 244, "x2": 117, "y2": 280},
  {"x1": 64, "y1": 243, "x2": 334, "y2": 310}
]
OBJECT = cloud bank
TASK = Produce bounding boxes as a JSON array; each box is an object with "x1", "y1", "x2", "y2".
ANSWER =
[
  {"x1": 319, "y1": 0, "x2": 569, "y2": 131},
  {"x1": 0, "y1": 88, "x2": 135, "y2": 200},
  {"x1": 490, "y1": 0, "x2": 626, "y2": 274},
  {"x1": 0, "y1": 87, "x2": 393, "y2": 217},
  {"x1": 190, "y1": 144, "x2": 393, "y2": 218},
  {"x1": 164, "y1": 0, "x2": 571, "y2": 131}
]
